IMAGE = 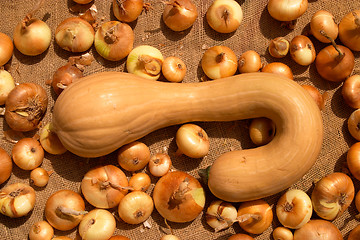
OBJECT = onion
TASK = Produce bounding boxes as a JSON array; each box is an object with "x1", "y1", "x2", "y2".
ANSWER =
[
  {"x1": 0, "y1": 69, "x2": 15, "y2": 105},
  {"x1": 310, "y1": 10, "x2": 338, "y2": 43},
  {"x1": 161, "y1": 235, "x2": 181, "y2": 240},
  {"x1": 78, "y1": 209, "x2": 116, "y2": 240},
  {"x1": 50, "y1": 64, "x2": 83, "y2": 95},
  {"x1": 311, "y1": 172, "x2": 354, "y2": 220},
  {"x1": 348, "y1": 109, "x2": 360, "y2": 141},
  {"x1": 289, "y1": 35, "x2": 316, "y2": 66},
  {"x1": 205, "y1": 200, "x2": 238, "y2": 232},
  {"x1": 342, "y1": 75, "x2": 360, "y2": 108},
  {"x1": 206, "y1": 0, "x2": 243, "y2": 33},
  {"x1": 355, "y1": 190, "x2": 360, "y2": 218},
  {"x1": 0, "y1": 183, "x2": 36, "y2": 218},
  {"x1": 201, "y1": 45, "x2": 238, "y2": 80},
  {"x1": 0, "y1": 32, "x2": 13, "y2": 66},
  {"x1": 5, "y1": 82, "x2": 48, "y2": 132},
  {"x1": 126, "y1": 45, "x2": 164, "y2": 80},
  {"x1": 276, "y1": 189, "x2": 312, "y2": 229},
  {"x1": 175, "y1": 123, "x2": 209, "y2": 158},
  {"x1": 315, "y1": 31, "x2": 355, "y2": 82},
  {"x1": 349, "y1": 225, "x2": 360, "y2": 240},
  {"x1": 302, "y1": 85, "x2": 326, "y2": 110},
  {"x1": 52, "y1": 237, "x2": 72, "y2": 240},
  {"x1": 118, "y1": 191, "x2": 154, "y2": 224},
  {"x1": 347, "y1": 142, "x2": 360, "y2": 181},
  {"x1": 13, "y1": 0, "x2": 51, "y2": 56},
  {"x1": 261, "y1": 62, "x2": 293, "y2": 80},
  {"x1": 73, "y1": 0, "x2": 93, "y2": 4},
  {"x1": 0, "y1": 148, "x2": 12, "y2": 185},
  {"x1": 238, "y1": 50, "x2": 262, "y2": 73},
  {"x1": 29, "y1": 220, "x2": 54, "y2": 240},
  {"x1": 12, "y1": 138, "x2": 44, "y2": 170},
  {"x1": 293, "y1": 219, "x2": 342, "y2": 240},
  {"x1": 148, "y1": 153, "x2": 172, "y2": 177},
  {"x1": 117, "y1": 141, "x2": 151, "y2": 171},
  {"x1": 237, "y1": 199, "x2": 273, "y2": 234},
  {"x1": 227, "y1": 234, "x2": 255, "y2": 240},
  {"x1": 163, "y1": 0, "x2": 198, "y2": 32},
  {"x1": 267, "y1": 0, "x2": 308, "y2": 22},
  {"x1": 39, "y1": 123, "x2": 67, "y2": 155},
  {"x1": 30, "y1": 167, "x2": 51, "y2": 187},
  {"x1": 45, "y1": 189, "x2": 87, "y2": 231},
  {"x1": 55, "y1": 17, "x2": 95, "y2": 52},
  {"x1": 249, "y1": 117, "x2": 275, "y2": 146},
  {"x1": 95, "y1": 21, "x2": 134, "y2": 61},
  {"x1": 113, "y1": 0, "x2": 144, "y2": 23},
  {"x1": 339, "y1": 10, "x2": 360, "y2": 51},
  {"x1": 128, "y1": 172, "x2": 151, "y2": 191},
  {"x1": 81, "y1": 165, "x2": 129, "y2": 209},
  {"x1": 162, "y1": 56, "x2": 187, "y2": 82},
  {"x1": 268, "y1": 37, "x2": 289, "y2": 58},
  {"x1": 109, "y1": 236, "x2": 131, "y2": 240},
  {"x1": 153, "y1": 171, "x2": 205, "y2": 223},
  {"x1": 272, "y1": 227, "x2": 293, "y2": 240}
]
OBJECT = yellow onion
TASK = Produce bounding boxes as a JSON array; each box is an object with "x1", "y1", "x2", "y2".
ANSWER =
[
  {"x1": 289, "y1": 35, "x2": 316, "y2": 66},
  {"x1": 267, "y1": 0, "x2": 308, "y2": 22},
  {"x1": 310, "y1": 10, "x2": 338, "y2": 43},
  {"x1": 293, "y1": 219, "x2": 342, "y2": 240},
  {"x1": 0, "y1": 32, "x2": 13, "y2": 66},
  {"x1": 339, "y1": 10, "x2": 360, "y2": 51},
  {"x1": 78, "y1": 209, "x2": 116, "y2": 240},
  {"x1": 163, "y1": 0, "x2": 198, "y2": 32}
]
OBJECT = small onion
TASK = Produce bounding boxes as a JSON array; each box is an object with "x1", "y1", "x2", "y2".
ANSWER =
[
  {"x1": 272, "y1": 227, "x2": 293, "y2": 240},
  {"x1": 311, "y1": 172, "x2": 354, "y2": 220},
  {"x1": 293, "y1": 219, "x2": 342, "y2": 240},
  {"x1": 29, "y1": 220, "x2": 54, "y2": 240},
  {"x1": 113, "y1": 0, "x2": 144, "y2": 23},
  {"x1": 0, "y1": 69, "x2": 15, "y2": 105},
  {"x1": 30, "y1": 168, "x2": 51, "y2": 187},
  {"x1": 302, "y1": 85, "x2": 325, "y2": 110},
  {"x1": 117, "y1": 141, "x2": 151, "y2": 172},
  {"x1": 153, "y1": 171, "x2": 205, "y2": 223},
  {"x1": 0, "y1": 148, "x2": 12, "y2": 185},
  {"x1": 39, "y1": 123, "x2": 67, "y2": 155},
  {"x1": 289, "y1": 35, "x2": 316, "y2": 66},
  {"x1": 349, "y1": 225, "x2": 360, "y2": 240},
  {"x1": 342, "y1": 75, "x2": 360, "y2": 108},
  {"x1": 5, "y1": 83, "x2": 48, "y2": 132},
  {"x1": 79, "y1": 209, "x2": 116, "y2": 240},
  {"x1": 118, "y1": 191, "x2": 154, "y2": 224},
  {"x1": 0, "y1": 32, "x2": 13, "y2": 66},
  {"x1": 73, "y1": 0, "x2": 93, "y2": 4},
  {"x1": 355, "y1": 190, "x2": 360, "y2": 218},
  {"x1": 0, "y1": 183, "x2": 36, "y2": 218},
  {"x1": 261, "y1": 62, "x2": 294, "y2": 80},
  {"x1": 249, "y1": 117, "x2": 275, "y2": 146},
  {"x1": 163, "y1": 0, "x2": 198, "y2": 32},
  {"x1": 201, "y1": 45, "x2": 238, "y2": 80},
  {"x1": 206, "y1": 0, "x2": 243, "y2": 33},
  {"x1": 276, "y1": 189, "x2": 312, "y2": 229},
  {"x1": 267, "y1": 0, "x2": 308, "y2": 22},
  {"x1": 162, "y1": 56, "x2": 187, "y2": 82},
  {"x1": 347, "y1": 142, "x2": 360, "y2": 181},
  {"x1": 268, "y1": 37, "x2": 290, "y2": 58},
  {"x1": 148, "y1": 153, "x2": 172, "y2": 177},
  {"x1": 227, "y1": 234, "x2": 255, "y2": 240},
  {"x1": 12, "y1": 138, "x2": 44, "y2": 171},
  {"x1": 94, "y1": 21, "x2": 134, "y2": 61},
  {"x1": 52, "y1": 237, "x2": 72, "y2": 240},
  {"x1": 81, "y1": 165, "x2": 129, "y2": 209},
  {"x1": 205, "y1": 200, "x2": 238, "y2": 232},
  {"x1": 109, "y1": 236, "x2": 131, "y2": 240},
  {"x1": 238, "y1": 50, "x2": 262, "y2": 73},
  {"x1": 55, "y1": 17, "x2": 95, "y2": 52},
  {"x1": 348, "y1": 109, "x2": 360, "y2": 141},
  {"x1": 45, "y1": 189, "x2": 87, "y2": 231},
  {"x1": 310, "y1": 10, "x2": 338, "y2": 43},
  {"x1": 128, "y1": 172, "x2": 151, "y2": 191},
  {"x1": 237, "y1": 199, "x2": 273, "y2": 234},
  {"x1": 175, "y1": 123, "x2": 210, "y2": 158},
  {"x1": 126, "y1": 45, "x2": 164, "y2": 81},
  {"x1": 339, "y1": 10, "x2": 360, "y2": 51},
  {"x1": 50, "y1": 64, "x2": 83, "y2": 95}
]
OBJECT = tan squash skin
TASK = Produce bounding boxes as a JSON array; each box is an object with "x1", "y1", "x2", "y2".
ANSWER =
[{"x1": 52, "y1": 71, "x2": 323, "y2": 202}]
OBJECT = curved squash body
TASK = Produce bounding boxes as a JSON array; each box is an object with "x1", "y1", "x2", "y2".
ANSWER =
[{"x1": 52, "y1": 71, "x2": 323, "y2": 202}]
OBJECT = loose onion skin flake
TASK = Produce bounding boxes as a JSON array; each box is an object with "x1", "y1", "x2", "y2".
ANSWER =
[
  {"x1": 81, "y1": 165, "x2": 129, "y2": 209},
  {"x1": 0, "y1": 183, "x2": 36, "y2": 218},
  {"x1": 0, "y1": 32, "x2": 13, "y2": 66},
  {"x1": 0, "y1": 148, "x2": 12, "y2": 185},
  {"x1": 5, "y1": 82, "x2": 48, "y2": 132},
  {"x1": 163, "y1": 0, "x2": 198, "y2": 32},
  {"x1": 153, "y1": 171, "x2": 206, "y2": 223},
  {"x1": 12, "y1": 138, "x2": 44, "y2": 171}
]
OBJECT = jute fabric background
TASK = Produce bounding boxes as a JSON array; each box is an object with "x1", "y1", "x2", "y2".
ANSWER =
[{"x1": 1, "y1": 0, "x2": 360, "y2": 239}]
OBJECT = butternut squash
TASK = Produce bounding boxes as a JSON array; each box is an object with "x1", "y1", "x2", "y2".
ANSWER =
[{"x1": 51, "y1": 71, "x2": 323, "y2": 202}]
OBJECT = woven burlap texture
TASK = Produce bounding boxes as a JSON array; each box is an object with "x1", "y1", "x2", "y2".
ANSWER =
[{"x1": 1, "y1": 0, "x2": 360, "y2": 239}]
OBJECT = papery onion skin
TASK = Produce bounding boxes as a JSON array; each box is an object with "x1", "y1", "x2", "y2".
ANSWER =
[
  {"x1": 0, "y1": 32, "x2": 13, "y2": 66},
  {"x1": 128, "y1": 172, "x2": 151, "y2": 191},
  {"x1": 238, "y1": 50, "x2": 262, "y2": 73},
  {"x1": 347, "y1": 142, "x2": 360, "y2": 181},
  {"x1": 113, "y1": 0, "x2": 144, "y2": 23},
  {"x1": 149, "y1": 153, "x2": 172, "y2": 177},
  {"x1": 162, "y1": 56, "x2": 187, "y2": 83},
  {"x1": 51, "y1": 64, "x2": 83, "y2": 95},
  {"x1": 272, "y1": 226, "x2": 293, "y2": 240},
  {"x1": 95, "y1": 21, "x2": 134, "y2": 61},
  {"x1": 81, "y1": 165, "x2": 128, "y2": 209},
  {"x1": 176, "y1": 123, "x2": 209, "y2": 158},
  {"x1": 79, "y1": 209, "x2": 116, "y2": 240},
  {"x1": 267, "y1": 0, "x2": 308, "y2": 22},
  {"x1": 261, "y1": 62, "x2": 293, "y2": 80},
  {"x1": 0, "y1": 70, "x2": 15, "y2": 105},
  {"x1": 12, "y1": 138, "x2": 44, "y2": 171},
  {"x1": 293, "y1": 219, "x2": 342, "y2": 240},
  {"x1": 153, "y1": 171, "x2": 205, "y2": 223},
  {"x1": 163, "y1": 0, "x2": 198, "y2": 32},
  {"x1": 310, "y1": 10, "x2": 338, "y2": 43},
  {"x1": 0, "y1": 183, "x2": 36, "y2": 218},
  {"x1": 269, "y1": 37, "x2": 289, "y2": 58},
  {"x1": 40, "y1": 123, "x2": 68, "y2": 155},
  {"x1": 13, "y1": 19, "x2": 51, "y2": 56},
  {"x1": 0, "y1": 148, "x2": 12, "y2": 185},
  {"x1": 55, "y1": 17, "x2": 95, "y2": 53},
  {"x1": 30, "y1": 167, "x2": 50, "y2": 187},
  {"x1": 117, "y1": 141, "x2": 151, "y2": 171},
  {"x1": 348, "y1": 109, "x2": 360, "y2": 141},
  {"x1": 342, "y1": 75, "x2": 360, "y2": 109},
  {"x1": 311, "y1": 172, "x2": 355, "y2": 221},
  {"x1": 206, "y1": 0, "x2": 243, "y2": 34},
  {"x1": 29, "y1": 220, "x2": 54, "y2": 240},
  {"x1": 290, "y1": 35, "x2": 316, "y2": 66},
  {"x1": 339, "y1": 10, "x2": 360, "y2": 51},
  {"x1": 5, "y1": 82, "x2": 48, "y2": 132},
  {"x1": 205, "y1": 200, "x2": 237, "y2": 232}
]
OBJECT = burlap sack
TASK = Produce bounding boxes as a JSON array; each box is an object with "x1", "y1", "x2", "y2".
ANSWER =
[{"x1": 1, "y1": 0, "x2": 360, "y2": 239}]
